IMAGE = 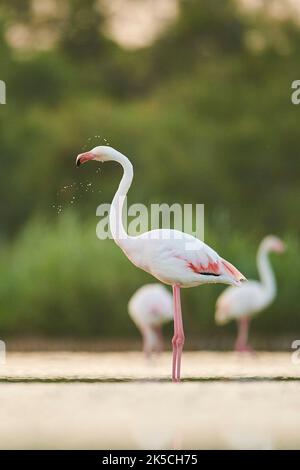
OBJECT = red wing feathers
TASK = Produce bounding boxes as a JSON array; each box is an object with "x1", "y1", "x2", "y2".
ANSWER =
[
  {"x1": 173, "y1": 253, "x2": 221, "y2": 276},
  {"x1": 187, "y1": 260, "x2": 221, "y2": 276}
]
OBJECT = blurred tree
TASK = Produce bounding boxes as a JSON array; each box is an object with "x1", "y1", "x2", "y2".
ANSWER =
[
  {"x1": 58, "y1": 0, "x2": 110, "y2": 62},
  {"x1": 150, "y1": 0, "x2": 247, "y2": 78}
]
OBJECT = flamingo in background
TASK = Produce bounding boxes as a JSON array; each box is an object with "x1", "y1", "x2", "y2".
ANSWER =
[
  {"x1": 76, "y1": 146, "x2": 246, "y2": 381},
  {"x1": 128, "y1": 283, "x2": 173, "y2": 357},
  {"x1": 215, "y1": 235, "x2": 285, "y2": 352}
]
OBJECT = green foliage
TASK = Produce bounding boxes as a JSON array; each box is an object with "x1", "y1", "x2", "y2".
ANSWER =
[
  {"x1": 9, "y1": 52, "x2": 74, "y2": 106},
  {"x1": 0, "y1": 213, "x2": 151, "y2": 336},
  {"x1": 0, "y1": 214, "x2": 298, "y2": 337}
]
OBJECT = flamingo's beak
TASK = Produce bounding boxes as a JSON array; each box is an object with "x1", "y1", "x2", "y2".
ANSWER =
[{"x1": 76, "y1": 151, "x2": 95, "y2": 167}]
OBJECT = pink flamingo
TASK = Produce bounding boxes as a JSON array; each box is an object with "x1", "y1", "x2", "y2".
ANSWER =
[
  {"x1": 128, "y1": 283, "x2": 173, "y2": 357},
  {"x1": 76, "y1": 146, "x2": 246, "y2": 381},
  {"x1": 215, "y1": 236, "x2": 285, "y2": 352}
]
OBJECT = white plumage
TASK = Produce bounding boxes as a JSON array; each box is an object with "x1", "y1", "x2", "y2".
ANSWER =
[
  {"x1": 76, "y1": 146, "x2": 246, "y2": 380},
  {"x1": 215, "y1": 235, "x2": 285, "y2": 351},
  {"x1": 128, "y1": 284, "x2": 173, "y2": 356}
]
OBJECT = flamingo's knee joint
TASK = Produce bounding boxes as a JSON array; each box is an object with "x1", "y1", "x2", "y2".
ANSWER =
[{"x1": 176, "y1": 335, "x2": 185, "y2": 347}]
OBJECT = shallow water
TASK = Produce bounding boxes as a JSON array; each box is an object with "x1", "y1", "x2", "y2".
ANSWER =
[{"x1": 0, "y1": 352, "x2": 300, "y2": 449}]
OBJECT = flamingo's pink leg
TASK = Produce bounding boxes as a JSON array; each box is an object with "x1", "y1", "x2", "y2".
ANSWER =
[
  {"x1": 141, "y1": 328, "x2": 151, "y2": 359},
  {"x1": 153, "y1": 325, "x2": 164, "y2": 353},
  {"x1": 175, "y1": 287, "x2": 184, "y2": 380},
  {"x1": 235, "y1": 317, "x2": 251, "y2": 352},
  {"x1": 172, "y1": 287, "x2": 178, "y2": 381},
  {"x1": 172, "y1": 284, "x2": 185, "y2": 382}
]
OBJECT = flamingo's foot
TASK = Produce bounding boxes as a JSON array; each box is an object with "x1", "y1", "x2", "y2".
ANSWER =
[
  {"x1": 143, "y1": 351, "x2": 152, "y2": 360},
  {"x1": 154, "y1": 345, "x2": 163, "y2": 355},
  {"x1": 172, "y1": 377, "x2": 181, "y2": 383}
]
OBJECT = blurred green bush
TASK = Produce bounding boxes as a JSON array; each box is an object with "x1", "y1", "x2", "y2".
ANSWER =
[{"x1": 0, "y1": 213, "x2": 298, "y2": 337}]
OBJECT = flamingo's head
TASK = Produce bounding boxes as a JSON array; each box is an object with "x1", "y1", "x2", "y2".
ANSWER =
[
  {"x1": 261, "y1": 235, "x2": 286, "y2": 254},
  {"x1": 76, "y1": 146, "x2": 117, "y2": 167}
]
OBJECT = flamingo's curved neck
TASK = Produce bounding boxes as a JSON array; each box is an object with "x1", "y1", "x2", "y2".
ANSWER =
[
  {"x1": 257, "y1": 245, "x2": 276, "y2": 300},
  {"x1": 109, "y1": 151, "x2": 133, "y2": 248}
]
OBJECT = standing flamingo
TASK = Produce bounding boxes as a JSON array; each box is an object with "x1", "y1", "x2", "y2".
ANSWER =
[
  {"x1": 76, "y1": 146, "x2": 246, "y2": 381},
  {"x1": 128, "y1": 283, "x2": 173, "y2": 357},
  {"x1": 215, "y1": 236, "x2": 285, "y2": 352}
]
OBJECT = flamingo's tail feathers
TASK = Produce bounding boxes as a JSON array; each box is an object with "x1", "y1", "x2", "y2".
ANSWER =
[{"x1": 221, "y1": 259, "x2": 246, "y2": 286}]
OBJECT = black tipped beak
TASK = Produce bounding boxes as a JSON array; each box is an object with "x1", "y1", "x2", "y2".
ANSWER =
[{"x1": 76, "y1": 151, "x2": 94, "y2": 167}]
